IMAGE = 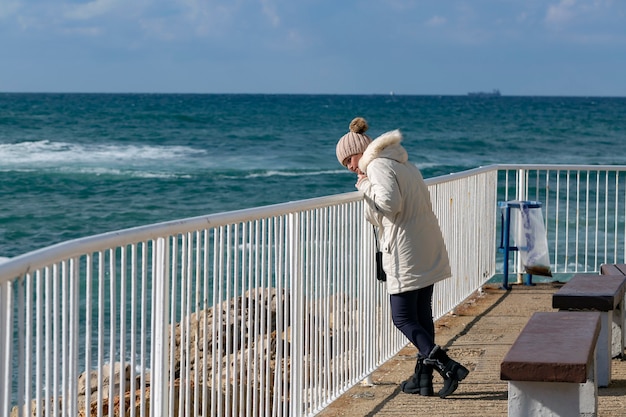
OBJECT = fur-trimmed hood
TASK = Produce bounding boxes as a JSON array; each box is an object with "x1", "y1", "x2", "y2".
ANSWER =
[
  {"x1": 356, "y1": 127, "x2": 451, "y2": 292},
  {"x1": 358, "y1": 129, "x2": 408, "y2": 173}
]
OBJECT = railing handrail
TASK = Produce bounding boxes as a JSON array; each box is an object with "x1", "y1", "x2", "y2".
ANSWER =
[
  {"x1": 0, "y1": 191, "x2": 363, "y2": 283},
  {"x1": 426, "y1": 163, "x2": 626, "y2": 185}
]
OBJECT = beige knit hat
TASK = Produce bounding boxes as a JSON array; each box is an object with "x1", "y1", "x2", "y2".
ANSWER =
[{"x1": 336, "y1": 117, "x2": 372, "y2": 166}]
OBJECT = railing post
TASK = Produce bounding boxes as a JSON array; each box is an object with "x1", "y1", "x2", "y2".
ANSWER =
[
  {"x1": 151, "y1": 237, "x2": 171, "y2": 416},
  {"x1": 516, "y1": 169, "x2": 527, "y2": 284},
  {"x1": 288, "y1": 212, "x2": 303, "y2": 416},
  {"x1": 0, "y1": 281, "x2": 12, "y2": 417},
  {"x1": 501, "y1": 204, "x2": 512, "y2": 290},
  {"x1": 361, "y1": 208, "x2": 375, "y2": 386}
]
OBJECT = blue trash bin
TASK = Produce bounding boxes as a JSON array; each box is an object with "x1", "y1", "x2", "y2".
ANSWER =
[{"x1": 498, "y1": 200, "x2": 543, "y2": 290}]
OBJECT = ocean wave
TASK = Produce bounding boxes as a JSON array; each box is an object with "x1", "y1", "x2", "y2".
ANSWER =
[
  {"x1": 0, "y1": 140, "x2": 205, "y2": 168},
  {"x1": 0, "y1": 165, "x2": 193, "y2": 179},
  {"x1": 244, "y1": 169, "x2": 346, "y2": 179},
  {"x1": 0, "y1": 165, "x2": 346, "y2": 180},
  {"x1": 414, "y1": 161, "x2": 441, "y2": 170},
  {"x1": 56, "y1": 167, "x2": 194, "y2": 179}
]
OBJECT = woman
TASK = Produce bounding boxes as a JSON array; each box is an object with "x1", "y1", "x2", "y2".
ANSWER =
[{"x1": 335, "y1": 117, "x2": 469, "y2": 398}]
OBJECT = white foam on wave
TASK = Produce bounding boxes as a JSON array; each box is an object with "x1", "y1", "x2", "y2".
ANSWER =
[
  {"x1": 0, "y1": 140, "x2": 205, "y2": 167},
  {"x1": 414, "y1": 161, "x2": 440, "y2": 169},
  {"x1": 245, "y1": 169, "x2": 345, "y2": 179},
  {"x1": 57, "y1": 166, "x2": 194, "y2": 179}
]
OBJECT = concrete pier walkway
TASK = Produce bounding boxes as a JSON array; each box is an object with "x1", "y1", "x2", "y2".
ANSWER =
[{"x1": 317, "y1": 283, "x2": 626, "y2": 417}]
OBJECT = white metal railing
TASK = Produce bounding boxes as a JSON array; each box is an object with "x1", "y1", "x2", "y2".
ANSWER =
[
  {"x1": 494, "y1": 164, "x2": 626, "y2": 278},
  {"x1": 1, "y1": 164, "x2": 625, "y2": 417}
]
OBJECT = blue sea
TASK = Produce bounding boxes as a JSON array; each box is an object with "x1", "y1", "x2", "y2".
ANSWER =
[{"x1": 1, "y1": 93, "x2": 625, "y2": 258}]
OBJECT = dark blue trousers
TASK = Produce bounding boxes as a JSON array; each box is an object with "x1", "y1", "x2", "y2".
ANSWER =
[{"x1": 389, "y1": 285, "x2": 435, "y2": 356}]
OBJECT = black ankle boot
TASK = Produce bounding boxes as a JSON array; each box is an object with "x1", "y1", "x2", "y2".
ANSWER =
[
  {"x1": 423, "y1": 345, "x2": 469, "y2": 398},
  {"x1": 400, "y1": 355, "x2": 434, "y2": 396}
]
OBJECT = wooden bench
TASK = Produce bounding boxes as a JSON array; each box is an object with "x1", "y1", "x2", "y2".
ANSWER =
[
  {"x1": 600, "y1": 264, "x2": 626, "y2": 275},
  {"x1": 600, "y1": 264, "x2": 626, "y2": 358},
  {"x1": 501, "y1": 311, "x2": 601, "y2": 417},
  {"x1": 552, "y1": 273, "x2": 626, "y2": 387}
]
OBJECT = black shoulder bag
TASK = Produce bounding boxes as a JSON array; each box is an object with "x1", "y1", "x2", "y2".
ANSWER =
[{"x1": 373, "y1": 226, "x2": 387, "y2": 282}]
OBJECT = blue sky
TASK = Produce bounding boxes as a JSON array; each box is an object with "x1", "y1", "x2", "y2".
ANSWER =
[{"x1": 1, "y1": 0, "x2": 625, "y2": 96}]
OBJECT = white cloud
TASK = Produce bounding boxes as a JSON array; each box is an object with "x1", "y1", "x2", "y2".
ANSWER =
[
  {"x1": 384, "y1": 0, "x2": 419, "y2": 12},
  {"x1": 261, "y1": 0, "x2": 280, "y2": 27},
  {"x1": 169, "y1": 0, "x2": 242, "y2": 38},
  {"x1": 546, "y1": 0, "x2": 577, "y2": 24},
  {"x1": 63, "y1": 0, "x2": 124, "y2": 20},
  {"x1": 0, "y1": 1, "x2": 20, "y2": 19},
  {"x1": 542, "y1": 0, "x2": 625, "y2": 44},
  {"x1": 426, "y1": 15, "x2": 446, "y2": 27},
  {"x1": 61, "y1": 26, "x2": 104, "y2": 37},
  {"x1": 516, "y1": 11, "x2": 529, "y2": 23},
  {"x1": 545, "y1": 0, "x2": 616, "y2": 25}
]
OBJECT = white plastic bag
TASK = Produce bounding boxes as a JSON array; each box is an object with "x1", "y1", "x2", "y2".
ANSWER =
[{"x1": 513, "y1": 202, "x2": 552, "y2": 277}]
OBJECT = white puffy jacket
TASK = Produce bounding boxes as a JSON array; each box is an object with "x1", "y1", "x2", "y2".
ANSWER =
[{"x1": 357, "y1": 129, "x2": 451, "y2": 294}]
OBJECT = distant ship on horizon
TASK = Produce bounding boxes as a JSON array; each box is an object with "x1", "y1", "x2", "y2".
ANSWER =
[{"x1": 468, "y1": 89, "x2": 501, "y2": 97}]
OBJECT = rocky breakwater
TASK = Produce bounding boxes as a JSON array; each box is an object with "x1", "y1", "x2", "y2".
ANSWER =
[
  {"x1": 12, "y1": 287, "x2": 362, "y2": 416},
  {"x1": 12, "y1": 287, "x2": 292, "y2": 417}
]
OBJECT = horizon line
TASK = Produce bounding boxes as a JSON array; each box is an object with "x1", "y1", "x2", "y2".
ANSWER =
[{"x1": 1, "y1": 91, "x2": 625, "y2": 98}]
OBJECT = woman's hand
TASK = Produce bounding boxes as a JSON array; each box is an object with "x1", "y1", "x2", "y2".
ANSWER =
[{"x1": 356, "y1": 172, "x2": 368, "y2": 188}]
